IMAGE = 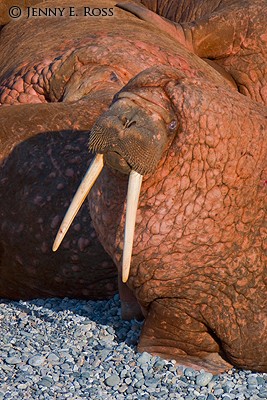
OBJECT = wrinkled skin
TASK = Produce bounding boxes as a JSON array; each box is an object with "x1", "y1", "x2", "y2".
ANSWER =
[
  {"x1": 89, "y1": 66, "x2": 267, "y2": 373},
  {"x1": 0, "y1": 0, "x2": 266, "y2": 373},
  {"x1": 0, "y1": 0, "x2": 229, "y2": 300},
  {"x1": 122, "y1": 0, "x2": 267, "y2": 104},
  {"x1": 88, "y1": 1, "x2": 266, "y2": 372},
  {"x1": 0, "y1": 0, "x2": 46, "y2": 26}
]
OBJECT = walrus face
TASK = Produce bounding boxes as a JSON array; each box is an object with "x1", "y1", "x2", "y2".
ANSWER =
[
  {"x1": 53, "y1": 88, "x2": 178, "y2": 282},
  {"x1": 89, "y1": 92, "x2": 177, "y2": 176}
]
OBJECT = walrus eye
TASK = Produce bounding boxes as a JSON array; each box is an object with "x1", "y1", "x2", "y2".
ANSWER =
[{"x1": 168, "y1": 120, "x2": 177, "y2": 131}]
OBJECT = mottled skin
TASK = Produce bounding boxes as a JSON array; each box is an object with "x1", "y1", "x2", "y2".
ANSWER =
[
  {"x1": 89, "y1": 66, "x2": 267, "y2": 372},
  {"x1": 122, "y1": 0, "x2": 267, "y2": 105},
  {"x1": 0, "y1": 100, "x2": 118, "y2": 299},
  {"x1": 0, "y1": 0, "x2": 266, "y2": 373},
  {"x1": 0, "y1": 0, "x2": 229, "y2": 300},
  {"x1": 88, "y1": 1, "x2": 266, "y2": 372},
  {"x1": 0, "y1": 0, "x2": 46, "y2": 27},
  {"x1": 0, "y1": 0, "x2": 181, "y2": 299}
]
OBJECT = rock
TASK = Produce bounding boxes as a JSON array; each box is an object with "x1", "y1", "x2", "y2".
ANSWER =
[
  {"x1": 196, "y1": 372, "x2": 213, "y2": 387},
  {"x1": 256, "y1": 377, "x2": 266, "y2": 386},
  {"x1": 153, "y1": 359, "x2": 166, "y2": 370},
  {"x1": 28, "y1": 355, "x2": 46, "y2": 367},
  {"x1": 137, "y1": 352, "x2": 152, "y2": 365},
  {"x1": 207, "y1": 395, "x2": 216, "y2": 400},
  {"x1": 105, "y1": 373, "x2": 120, "y2": 387},
  {"x1": 47, "y1": 353, "x2": 60, "y2": 364},
  {"x1": 184, "y1": 368, "x2": 197, "y2": 378},
  {"x1": 38, "y1": 377, "x2": 53, "y2": 388},
  {"x1": 5, "y1": 356, "x2": 21, "y2": 365},
  {"x1": 145, "y1": 378, "x2": 160, "y2": 388},
  {"x1": 247, "y1": 375, "x2": 259, "y2": 385}
]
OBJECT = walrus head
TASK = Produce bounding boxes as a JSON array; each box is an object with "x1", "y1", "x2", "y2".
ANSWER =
[
  {"x1": 89, "y1": 90, "x2": 177, "y2": 175},
  {"x1": 53, "y1": 77, "x2": 178, "y2": 283}
]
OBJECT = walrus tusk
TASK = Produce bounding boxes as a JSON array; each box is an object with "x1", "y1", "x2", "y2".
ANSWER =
[
  {"x1": 122, "y1": 170, "x2": 143, "y2": 283},
  {"x1": 52, "y1": 153, "x2": 104, "y2": 252},
  {"x1": 53, "y1": 153, "x2": 142, "y2": 284}
]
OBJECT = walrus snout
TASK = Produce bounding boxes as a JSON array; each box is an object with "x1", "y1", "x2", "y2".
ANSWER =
[
  {"x1": 104, "y1": 151, "x2": 132, "y2": 175},
  {"x1": 89, "y1": 96, "x2": 173, "y2": 176},
  {"x1": 54, "y1": 88, "x2": 178, "y2": 282}
]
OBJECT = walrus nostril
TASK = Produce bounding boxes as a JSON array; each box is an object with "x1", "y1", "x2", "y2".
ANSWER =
[
  {"x1": 126, "y1": 120, "x2": 137, "y2": 128},
  {"x1": 121, "y1": 116, "x2": 127, "y2": 126},
  {"x1": 121, "y1": 114, "x2": 137, "y2": 129}
]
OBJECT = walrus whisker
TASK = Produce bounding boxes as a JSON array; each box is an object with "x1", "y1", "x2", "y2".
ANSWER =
[
  {"x1": 122, "y1": 170, "x2": 143, "y2": 283},
  {"x1": 52, "y1": 153, "x2": 104, "y2": 252}
]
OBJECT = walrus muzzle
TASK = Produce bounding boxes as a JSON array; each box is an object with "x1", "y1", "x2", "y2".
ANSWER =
[{"x1": 53, "y1": 93, "x2": 177, "y2": 282}]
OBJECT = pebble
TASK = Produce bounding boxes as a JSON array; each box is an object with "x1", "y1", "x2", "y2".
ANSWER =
[
  {"x1": 207, "y1": 395, "x2": 216, "y2": 400},
  {"x1": 196, "y1": 372, "x2": 213, "y2": 386},
  {"x1": 28, "y1": 355, "x2": 46, "y2": 367},
  {"x1": 38, "y1": 376, "x2": 53, "y2": 387},
  {"x1": 222, "y1": 395, "x2": 232, "y2": 400},
  {"x1": 137, "y1": 352, "x2": 152, "y2": 364},
  {"x1": 184, "y1": 367, "x2": 197, "y2": 377},
  {"x1": 105, "y1": 373, "x2": 120, "y2": 387},
  {"x1": 47, "y1": 353, "x2": 60, "y2": 364},
  {"x1": 0, "y1": 296, "x2": 266, "y2": 399},
  {"x1": 5, "y1": 356, "x2": 21, "y2": 365},
  {"x1": 214, "y1": 388, "x2": 225, "y2": 396}
]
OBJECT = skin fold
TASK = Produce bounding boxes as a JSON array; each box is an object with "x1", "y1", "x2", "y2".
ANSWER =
[
  {"x1": 0, "y1": 0, "x2": 229, "y2": 300},
  {"x1": 120, "y1": 0, "x2": 267, "y2": 104},
  {"x1": 0, "y1": 0, "x2": 266, "y2": 373},
  {"x1": 88, "y1": 65, "x2": 267, "y2": 372}
]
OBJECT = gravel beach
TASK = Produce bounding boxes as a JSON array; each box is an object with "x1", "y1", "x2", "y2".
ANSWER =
[{"x1": 0, "y1": 295, "x2": 266, "y2": 399}]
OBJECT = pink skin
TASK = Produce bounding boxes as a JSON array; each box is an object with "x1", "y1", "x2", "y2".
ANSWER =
[
  {"x1": 0, "y1": 99, "x2": 119, "y2": 300},
  {"x1": 118, "y1": 0, "x2": 267, "y2": 105},
  {"x1": 88, "y1": 66, "x2": 267, "y2": 373},
  {"x1": 0, "y1": 0, "x2": 235, "y2": 303},
  {"x1": 1, "y1": 0, "x2": 229, "y2": 303},
  {"x1": 1, "y1": 0, "x2": 266, "y2": 372}
]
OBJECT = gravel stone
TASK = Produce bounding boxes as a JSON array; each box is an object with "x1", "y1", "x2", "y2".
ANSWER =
[
  {"x1": 137, "y1": 352, "x2": 152, "y2": 364},
  {"x1": 207, "y1": 395, "x2": 216, "y2": 400},
  {"x1": 248, "y1": 375, "x2": 259, "y2": 385},
  {"x1": 28, "y1": 355, "x2": 46, "y2": 367},
  {"x1": 38, "y1": 376, "x2": 54, "y2": 387},
  {"x1": 105, "y1": 373, "x2": 120, "y2": 387},
  {"x1": 196, "y1": 372, "x2": 213, "y2": 386},
  {"x1": 5, "y1": 356, "x2": 22, "y2": 365},
  {"x1": 222, "y1": 395, "x2": 232, "y2": 400},
  {"x1": 0, "y1": 296, "x2": 266, "y2": 399},
  {"x1": 257, "y1": 377, "x2": 266, "y2": 386},
  {"x1": 145, "y1": 377, "x2": 160, "y2": 387},
  {"x1": 47, "y1": 353, "x2": 60, "y2": 364},
  {"x1": 214, "y1": 388, "x2": 225, "y2": 396},
  {"x1": 184, "y1": 367, "x2": 197, "y2": 378}
]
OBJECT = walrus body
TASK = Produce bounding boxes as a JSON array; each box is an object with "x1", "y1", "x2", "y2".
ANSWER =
[
  {"x1": 0, "y1": 0, "x2": 228, "y2": 299},
  {"x1": 0, "y1": 0, "x2": 266, "y2": 373}
]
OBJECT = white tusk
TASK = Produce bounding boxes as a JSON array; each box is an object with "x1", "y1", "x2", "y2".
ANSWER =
[
  {"x1": 52, "y1": 153, "x2": 104, "y2": 252},
  {"x1": 122, "y1": 170, "x2": 143, "y2": 283}
]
